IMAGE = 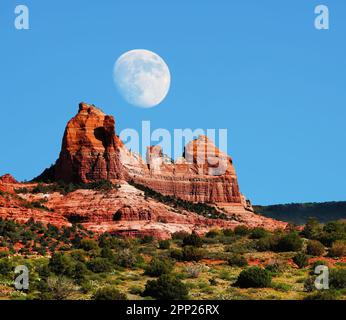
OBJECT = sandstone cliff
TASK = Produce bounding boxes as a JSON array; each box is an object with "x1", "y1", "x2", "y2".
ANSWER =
[{"x1": 0, "y1": 103, "x2": 287, "y2": 238}]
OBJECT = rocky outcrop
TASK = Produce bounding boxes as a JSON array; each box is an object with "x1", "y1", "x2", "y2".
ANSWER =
[
  {"x1": 36, "y1": 103, "x2": 126, "y2": 184},
  {"x1": 0, "y1": 102, "x2": 288, "y2": 238},
  {"x1": 37, "y1": 103, "x2": 246, "y2": 207}
]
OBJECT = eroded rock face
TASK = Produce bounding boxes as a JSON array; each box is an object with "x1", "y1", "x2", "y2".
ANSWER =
[
  {"x1": 38, "y1": 103, "x2": 245, "y2": 207},
  {"x1": 37, "y1": 103, "x2": 125, "y2": 184},
  {"x1": 0, "y1": 101, "x2": 287, "y2": 238}
]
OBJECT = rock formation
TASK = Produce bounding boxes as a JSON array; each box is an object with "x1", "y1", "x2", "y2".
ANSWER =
[
  {"x1": 36, "y1": 103, "x2": 125, "y2": 184},
  {"x1": 0, "y1": 102, "x2": 288, "y2": 238}
]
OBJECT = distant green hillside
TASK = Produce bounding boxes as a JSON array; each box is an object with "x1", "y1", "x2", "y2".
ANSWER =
[{"x1": 253, "y1": 202, "x2": 346, "y2": 225}]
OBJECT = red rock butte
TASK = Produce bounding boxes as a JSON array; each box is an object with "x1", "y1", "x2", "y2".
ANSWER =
[{"x1": 0, "y1": 102, "x2": 287, "y2": 238}]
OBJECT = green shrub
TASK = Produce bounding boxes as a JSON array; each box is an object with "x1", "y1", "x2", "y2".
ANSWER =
[
  {"x1": 256, "y1": 236, "x2": 275, "y2": 252},
  {"x1": 172, "y1": 231, "x2": 190, "y2": 240},
  {"x1": 114, "y1": 249, "x2": 138, "y2": 268},
  {"x1": 227, "y1": 254, "x2": 248, "y2": 267},
  {"x1": 129, "y1": 286, "x2": 143, "y2": 295},
  {"x1": 329, "y1": 269, "x2": 346, "y2": 289},
  {"x1": 222, "y1": 229, "x2": 234, "y2": 237},
  {"x1": 304, "y1": 290, "x2": 340, "y2": 300},
  {"x1": 234, "y1": 225, "x2": 250, "y2": 236},
  {"x1": 329, "y1": 241, "x2": 346, "y2": 258},
  {"x1": 183, "y1": 233, "x2": 202, "y2": 247},
  {"x1": 302, "y1": 218, "x2": 323, "y2": 240},
  {"x1": 144, "y1": 258, "x2": 173, "y2": 277},
  {"x1": 140, "y1": 235, "x2": 154, "y2": 244},
  {"x1": 171, "y1": 246, "x2": 204, "y2": 262},
  {"x1": 205, "y1": 229, "x2": 221, "y2": 238},
  {"x1": 158, "y1": 240, "x2": 171, "y2": 250},
  {"x1": 0, "y1": 259, "x2": 12, "y2": 276},
  {"x1": 93, "y1": 286, "x2": 127, "y2": 300},
  {"x1": 142, "y1": 274, "x2": 189, "y2": 300},
  {"x1": 87, "y1": 258, "x2": 113, "y2": 273},
  {"x1": 79, "y1": 239, "x2": 99, "y2": 251},
  {"x1": 250, "y1": 228, "x2": 268, "y2": 239},
  {"x1": 306, "y1": 240, "x2": 325, "y2": 256},
  {"x1": 265, "y1": 260, "x2": 287, "y2": 274},
  {"x1": 274, "y1": 233, "x2": 303, "y2": 252},
  {"x1": 48, "y1": 253, "x2": 74, "y2": 276},
  {"x1": 235, "y1": 267, "x2": 272, "y2": 288},
  {"x1": 181, "y1": 246, "x2": 204, "y2": 261},
  {"x1": 293, "y1": 252, "x2": 309, "y2": 269}
]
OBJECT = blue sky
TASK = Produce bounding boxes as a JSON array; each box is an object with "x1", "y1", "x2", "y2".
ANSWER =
[{"x1": 0, "y1": 0, "x2": 345, "y2": 205}]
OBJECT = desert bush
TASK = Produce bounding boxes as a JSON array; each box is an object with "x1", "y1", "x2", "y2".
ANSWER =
[
  {"x1": 235, "y1": 267, "x2": 272, "y2": 288},
  {"x1": 129, "y1": 286, "x2": 143, "y2": 295},
  {"x1": 249, "y1": 228, "x2": 268, "y2": 239},
  {"x1": 234, "y1": 225, "x2": 250, "y2": 236},
  {"x1": 43, "y1": 276, "x2": 75, "y2": 300},
  {"x1": 205, "y1": 229, "x2": 221, "y2": 238},
  {"x1": 319, "y1": 221, "x2": 346, "y2": 246},
  {"x1": 140, "y1": 235, "x2": 154, "y2": 244},
  {"x1": 158, "y1": 240, "x2": 171, "y2": 250},
  {"x1": 181, "y1": 246, "x2": 204, "y2": 261},
  {"x1": 304, "y1": 290, "x2": 340, "y2": 300},
  {"x1": 93, "y1": 286, "x2": 127, "y2": 300},
  {"x1": 184, "y1": 264, "x2": 205, "y2": 278},
  {"x1": 144, "y1": 258, "x2": 173, "y2": 277},
  {"x1": 48, "y1": 253, "x2": 74, "y2": 276},
  {"x1": 172, "y1": 231, "x2": 190, "y2": 240},
  {"x1": 256, "y1": 236, "x2": 275, "y2": 252},
  {"x1": 329, "y1": 269, "x2": 346, "y2": 289},
  {"x1": 87, "y1": 258, "x2": 113, "y2": 273},
  {"x1": 293, "y1": 252, "x2": 309, "y2": 268},
  {"x1": 183, "y1": 233, "x2": 203, "y2": 247},
  {"x1": 301, "y1": 218, "x2": 323, "y2": 239},
  {"x1": 170, "y1": 246, "x2": 204, "y2": 262},
  {"x1": 114, "y1": 249, "x2": 138, "y2": 268},
  {"x1": 79, "y1": 239, "x2": 99, "y2": 251},
  {"x1": 329, "y1": 241, "x2": 346, "y2": 258},
  {"x1": 306, "y1": 240, "x2": 325, "y2": 256},
  {"x1": 143, "y1": 274, "x2": 189, "y2": 300},
  {"x1": 264, "y1": 260, "x2": 287, "y2": 274},
  {"x1": 222, "y1": 229, "x2": 234, "y2": 237},
  {"x1": 274, "y1": 233, "x2": 303, "y2": 252},
  {"x1": 227, "y1": 254, "x2": 248, "y2": 267}
]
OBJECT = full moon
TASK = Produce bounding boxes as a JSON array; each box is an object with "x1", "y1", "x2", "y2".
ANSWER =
[{"x1": 113, "y1": 49, "x2": 171, "y2": 108}]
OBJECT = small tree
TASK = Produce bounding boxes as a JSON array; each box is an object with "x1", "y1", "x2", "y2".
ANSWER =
[
  {"x1": 183, "y1": 233, "x2": 202, "y2": 247},
  {"x1": 227, "y1": 254, "x2": 248, "y2": 267},
  {"x1": 87, "y1": 258, "x2": 113, "y2": 273},
  {"x1": 158, "y1": 240, "x2": 171, "y2": 250},
  {"x1": 234, "y1": 225, "x2": 250, "y2": 236},
  {"x1": 329, "y1": 241, "x2": 346, "y2": 258},
  {"x1": 293, "y1": 252, "x2": 309, "y2": 269},
  {"x1": 144, "y1": 258, "x2": 173, "y2": 277},
  {"x1": 235, "y1": 267, "x2": 272, "y2": 288},
  {"x1": 143, "y1": 274, "x2": 189, "y2": 300},
  {"x1": 306, "y1": 240, "x2": 325, "y2": 256}
]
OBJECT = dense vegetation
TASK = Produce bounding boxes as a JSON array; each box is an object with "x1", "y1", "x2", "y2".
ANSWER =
[
  {"x1": 0, "y1": 218, "x2": 345, "y2": 300},
  {"x1": 254, "y1": 202, "x2": 346, "y2": 224}
]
